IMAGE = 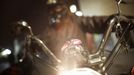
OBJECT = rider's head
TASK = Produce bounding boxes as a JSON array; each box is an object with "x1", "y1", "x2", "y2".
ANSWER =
[{"x1": 46, "y1": 0, "x2": 72, "y2": 26}]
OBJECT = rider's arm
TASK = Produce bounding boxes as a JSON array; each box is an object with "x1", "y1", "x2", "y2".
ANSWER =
[
  {"x1": 78, "y1": 16, "x2": 109, "y2": 33},
  {"x1": 78, "y1": 15, "x2": 134, "y2": 33}
]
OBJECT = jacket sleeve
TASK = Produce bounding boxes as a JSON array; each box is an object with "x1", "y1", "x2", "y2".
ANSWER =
[
  {"x1": 78, "y1": 16, "x2": 109, "y2": 33},
  {"x1": 78, "y1": 15, "x2": 134, "y2": 34}
]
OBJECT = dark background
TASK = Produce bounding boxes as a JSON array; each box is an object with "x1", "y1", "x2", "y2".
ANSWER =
[{"x1": 0, "y1": 0, "x2": 49, "y2": 48}]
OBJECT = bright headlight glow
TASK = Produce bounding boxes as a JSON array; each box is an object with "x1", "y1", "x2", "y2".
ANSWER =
[
  {"x1": 1, "y1": 49, "x2": 11, "y2": 56},
  {"x1": 59, "y1": 68, "x2": 101, "y2": 75}
]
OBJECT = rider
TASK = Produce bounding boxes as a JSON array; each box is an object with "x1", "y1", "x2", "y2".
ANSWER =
[
  {"x1": 44, "y1": 0, "x2": 108, "y2": 60},
  {"x1": 42, "y1": 0, "x2": 134, "y2": 69}
]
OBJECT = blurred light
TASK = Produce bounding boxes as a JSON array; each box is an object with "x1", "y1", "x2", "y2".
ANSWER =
[
  {"x1": 21, "y1": 21, "x2": 27, "y2": 26},
  {"x1": 70, "y1": 4, "x2": 77, "y2": 13},
  {"x1": 36, "y1": 54, "x2": 40, "y2": 57},
  {"x1": 47, "y1": 0, "x2": 57, "y2": 4},
  {"x1": 59, "y1": 68, "x2": 101, "y2": 75},
  {"x1": 19, "y1": 59, "x2": 23, "y2": 62},
  {"x1": 1, "y1": 49, "x2": 11, "y2": 56},
  {"x1": 75, "y1": 11, "x2": 83, "y2": 16}
]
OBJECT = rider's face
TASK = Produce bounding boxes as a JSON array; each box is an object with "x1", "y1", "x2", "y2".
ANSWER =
[
  {"x1": 49, "y1": 5, "x2": 65, "y2": 15},
  {"x1": 48, "y1": 5, "x2": 69, "y2": 29}
]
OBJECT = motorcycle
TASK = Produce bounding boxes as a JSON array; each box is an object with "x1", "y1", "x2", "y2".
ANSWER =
[{"x1": 14, "y1": 0, "x2": 134, "y2": 75}]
